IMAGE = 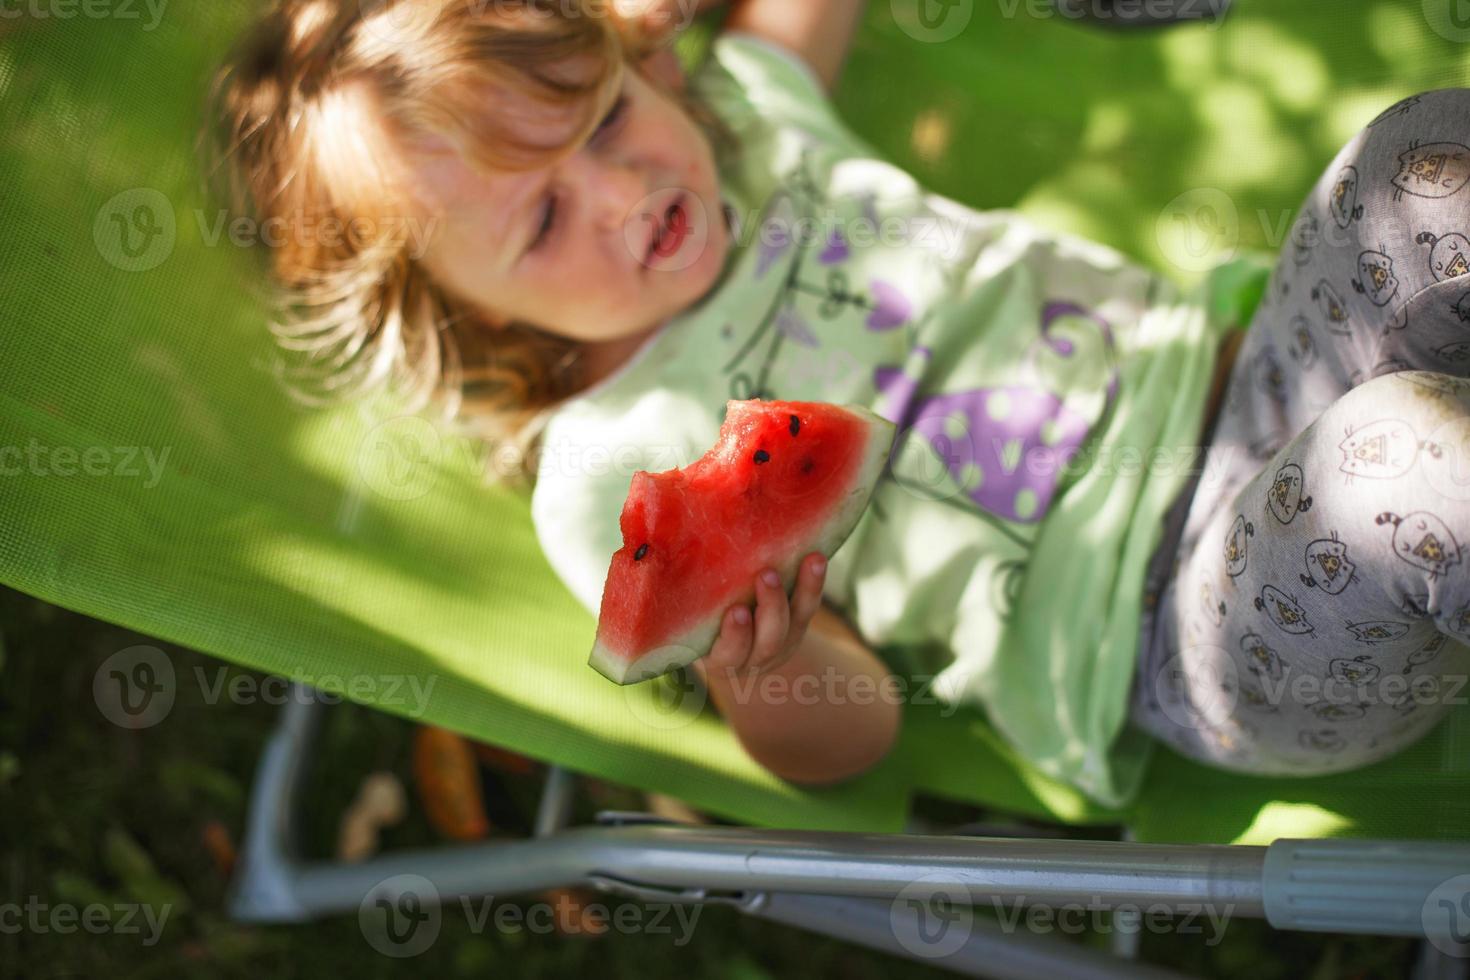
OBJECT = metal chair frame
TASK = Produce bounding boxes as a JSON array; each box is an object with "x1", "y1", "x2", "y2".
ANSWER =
[{"x1": 228, "y1": 685, "x2": 1470, "y2": 979}]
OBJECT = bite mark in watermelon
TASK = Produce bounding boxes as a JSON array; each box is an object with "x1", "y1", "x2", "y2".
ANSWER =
[{"x1": 589, "y1": 399, "x2": 895, "y2": 684}]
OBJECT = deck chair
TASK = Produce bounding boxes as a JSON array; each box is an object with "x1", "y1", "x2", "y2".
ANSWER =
[{"x1": 2, "y1": 1, "x2": 1468, "y2": 974}]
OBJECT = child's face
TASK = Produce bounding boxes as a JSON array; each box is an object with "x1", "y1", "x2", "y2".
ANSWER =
[{"x1": 403, "y1": 55, "x2": 728, "y2": 347}]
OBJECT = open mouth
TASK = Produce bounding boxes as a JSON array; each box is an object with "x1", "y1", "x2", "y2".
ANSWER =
[{"x1": 647, "y1": 195, "x2": 690, "y2": 265}]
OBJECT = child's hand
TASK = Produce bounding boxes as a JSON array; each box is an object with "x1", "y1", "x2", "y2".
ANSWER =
[{"x1": 703, "y1": 552, "x2": 827, "y2": 677}]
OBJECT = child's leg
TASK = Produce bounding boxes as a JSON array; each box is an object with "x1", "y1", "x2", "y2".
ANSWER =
[
  {"x1": 1219, "y1": 87, "x2": 1470, "y2": 450},
  {"x1": 1134, "y1": 372, "x2": 1470, "y2": 772},
  {"x1": 1131, "y1": 88, "x2": 1470, "y2": 771}
]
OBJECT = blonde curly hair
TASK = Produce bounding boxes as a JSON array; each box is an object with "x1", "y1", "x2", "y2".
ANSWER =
[{"x1": 205, "y1": 0, "x2": 732, "y2": 486}]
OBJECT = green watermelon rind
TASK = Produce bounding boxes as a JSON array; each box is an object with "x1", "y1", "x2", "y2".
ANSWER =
[{"x1": 589, "y1": 403, "x2": 896, "y2": 685}]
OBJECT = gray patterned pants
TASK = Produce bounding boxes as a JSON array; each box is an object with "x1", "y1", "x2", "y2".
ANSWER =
[{"x1": 1129, "y1": 88, "x2": 1470, "y2": 775}]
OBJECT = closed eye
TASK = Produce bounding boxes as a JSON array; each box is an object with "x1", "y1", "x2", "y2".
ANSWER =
[
  {"x1": 526, "y1": 94, "x2": 629, "y2": 256},
  {"x1": 594, "y1": 94, "x2": 629, "y2": 142},
  {"x1": 530, "y1": 195, "x2": 557, "y2": 252}
]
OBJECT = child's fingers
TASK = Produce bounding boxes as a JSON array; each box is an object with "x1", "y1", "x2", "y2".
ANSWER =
[
  {"x1": 754, "y1": 554, "x2": 826, "y2": 676},
  {"x1": 786, "y1": 553, "x2": 827, "y2": 640},
  {"x1": 707, "y1": 557, "x2": 826, "y2": 678},
  {"x1": 705, "y1": 604, "x2": 753, "y2": 675},
  {"x1": 748, "y1": 567, "x2": 791, "y2": 673}
]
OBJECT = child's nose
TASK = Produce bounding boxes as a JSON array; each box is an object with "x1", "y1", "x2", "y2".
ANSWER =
[{"x1": 587, "y1": 160, "x2": 647, "y2": 232}]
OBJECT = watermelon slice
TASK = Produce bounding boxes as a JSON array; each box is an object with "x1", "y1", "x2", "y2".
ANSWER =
[{"x1": 589, "y1": 398, "x2": 895, "y2": 684}]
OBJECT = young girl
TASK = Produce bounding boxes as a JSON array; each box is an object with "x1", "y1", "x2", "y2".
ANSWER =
[{"x1": 211, "y1": 0, "x2": 1470, "y2": 804}]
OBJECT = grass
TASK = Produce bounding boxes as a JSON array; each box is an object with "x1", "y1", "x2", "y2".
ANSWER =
[{"x1": 0, "y1": 585, "x2": 1426, "y2": 978}]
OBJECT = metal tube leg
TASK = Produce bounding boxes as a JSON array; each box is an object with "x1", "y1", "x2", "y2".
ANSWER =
[{"x1": 229, "y1": 685, "x2": 325, "y2": 922}]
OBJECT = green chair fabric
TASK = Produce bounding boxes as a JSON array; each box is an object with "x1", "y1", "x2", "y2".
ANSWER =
[{"x1": 2, "y1": 0, "x2": 1466, "y2": 843}]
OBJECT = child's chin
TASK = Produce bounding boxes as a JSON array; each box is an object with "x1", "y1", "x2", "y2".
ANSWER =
[{"x1": 677, "y1": 237, "x2": 727, "y2": 306}]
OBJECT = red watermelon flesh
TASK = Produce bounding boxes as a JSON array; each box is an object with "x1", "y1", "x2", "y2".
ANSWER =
[{"x1": 589, "y1": 398, "x2": 895, "y2": 684}]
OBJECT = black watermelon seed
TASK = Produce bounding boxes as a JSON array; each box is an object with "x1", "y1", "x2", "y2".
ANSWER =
[
  {"x1": 753, "y1": 449, "x2": 771, "y2": 464},
  {"x1": 634, "y1": 543, "x2": 649, "y2": 561},
  {"x1": 800, "y1": 456, "x2": 815, "y2": 474},
  {"x1": 789, "y1": 414, "x2": 800, "y2": 437}
]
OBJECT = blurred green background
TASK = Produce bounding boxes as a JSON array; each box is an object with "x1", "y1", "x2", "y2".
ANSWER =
[{"x1": 839, "y1": 0, "x2": 1470, "y2": 283}]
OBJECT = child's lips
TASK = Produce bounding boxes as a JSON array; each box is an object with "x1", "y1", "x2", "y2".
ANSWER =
[{"x1": 646, "y1": 193, "x2": 690, "y2": 268}]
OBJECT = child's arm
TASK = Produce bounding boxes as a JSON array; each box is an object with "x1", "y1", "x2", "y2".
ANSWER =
[
  {"x1": 722, "y1": 0, "x2": 869, "y2": 92},
  {"x1": 690, "y1": 553, "x2": 902, "y2": 785}
]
